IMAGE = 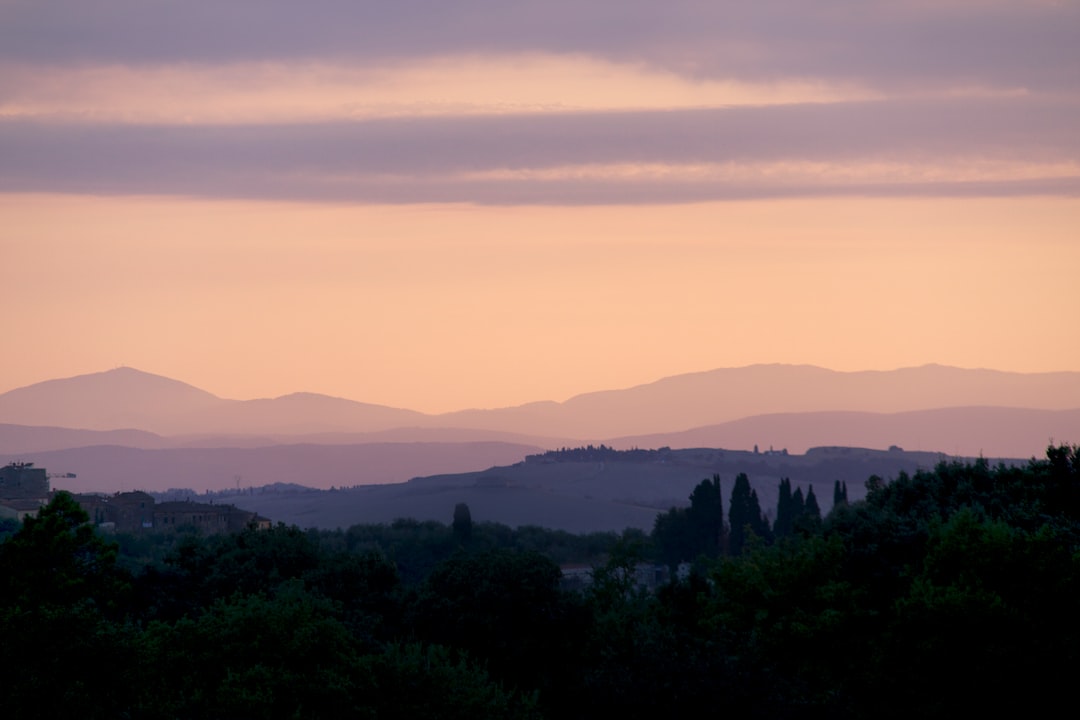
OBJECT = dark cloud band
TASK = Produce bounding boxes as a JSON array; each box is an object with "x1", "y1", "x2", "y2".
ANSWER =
[
  {"x1": 2, "y1": 97, "x2": 1077, "y2": 204},
  {"x1": 1, "y1": 1, "x2": 1077, "y2": 91}
]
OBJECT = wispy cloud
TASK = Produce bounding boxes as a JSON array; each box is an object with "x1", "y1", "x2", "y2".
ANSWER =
[
  {"x1": 0, "y1": 1, "x2": 1076, "y2": 204},
  {"x1": 0, "y1": 57, "x2": 877, "y2": 124},
  {"x1": 3, "y1": 96, "x2": 1076, "y2": 203},
  {"x1": 2, "y1": 2, "x2": 1075, "y2": 91}
]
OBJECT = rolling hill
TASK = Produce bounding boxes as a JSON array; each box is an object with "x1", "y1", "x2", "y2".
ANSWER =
[
  {"x1": 2, "y1": 365, "x2": 1077, "y2": 444},
  {"x1": 8, "y1": 441, "x2": 543, "y2": 495},
  {"x1": 189, "y1": 445, "x2": 1004, "y2": 532},
  {"x1": 0, "y1": 364, "x2": 1076, "y2": 501}
]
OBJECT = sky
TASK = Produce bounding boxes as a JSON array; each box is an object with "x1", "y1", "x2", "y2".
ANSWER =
[{"x1": 2, "y1": 1, "x2": 1078, "y2": 413}]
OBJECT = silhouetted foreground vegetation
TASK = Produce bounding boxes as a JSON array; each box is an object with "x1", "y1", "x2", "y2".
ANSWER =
[{"x1": 1, "y1": 446, "x2": 1078, "y2": 718}]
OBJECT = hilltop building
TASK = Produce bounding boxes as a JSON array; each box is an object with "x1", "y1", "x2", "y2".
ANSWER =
[
  {"x1": 154, "y1": 499, "x2": 270, "y2": 533},
  {"x1": 0, "y1": 462, "x2": 49, "y2": 500},
  {"x1": 0, "y1": 461, "x2": 269, "y2": 532},
  {"x1": 76, "y1": 491, "x2": 155, "y2": 530},
  {"x1": 73, "y1": 492, "x2": 271, "y2": 533},
  {"x1": 0, "y1": 462, "x2": 50, "y2": 520}
]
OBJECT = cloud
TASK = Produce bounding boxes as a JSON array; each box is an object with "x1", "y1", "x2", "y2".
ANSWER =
[
  {"x1": 2, "y1": 96, "x2": 1076, "y2": 204},
  {"x1": 0, "y1": 57, "x2": 876, "y2": 124},
  {"x1": 1, "y1": 2, "x2": 1074, "y2": 205},
  {"x1": 1, "y1": 1, "x2": 1076, "y2": 91}
]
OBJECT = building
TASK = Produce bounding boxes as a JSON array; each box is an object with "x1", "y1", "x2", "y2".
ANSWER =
[
  {"x1": 0, "y1": 462, "x2": 49, "y2": 500},
  {"x1": 0, "y1": 462, "x2": 50, "y2": 519},
  {"x1": 0, "y1": 498, "x2": 46, "y2": 522},
  {"x1": 0, "y1": 463, "x2": 270, "y2": 533},
  {"x1": 154, "y1": 500, "x2": 270, "y2": 532},
  {"x1": 75, "y1": 491, "x2": 155, "y2": 530},
  {"x1": 71, "y1": 492, "x2": 270, "y2": 533}
]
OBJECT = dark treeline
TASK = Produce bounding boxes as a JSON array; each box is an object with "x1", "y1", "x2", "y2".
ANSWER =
[
  {"x1": 525, "y1": 444, "x2": 672, "y2": 464},
  {"x1": 652, "y1": 472, "x2": 839, "y2": 564},
  {"x1": 1, "y1": 446, "x2": 1078, "y2": 718}
]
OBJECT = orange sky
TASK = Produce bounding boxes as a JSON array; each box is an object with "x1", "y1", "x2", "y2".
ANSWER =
[
  {"x1": 3, "y1": 193, "x2": 1078, "y2": 412},
  {"x1": 2, "y1": 3, "x2": 1078, "y2": 412}
]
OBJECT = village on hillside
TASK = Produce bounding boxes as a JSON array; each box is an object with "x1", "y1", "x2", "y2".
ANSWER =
[{"x1": 0, "y1": 461, "x2": 269, "y2": 533}]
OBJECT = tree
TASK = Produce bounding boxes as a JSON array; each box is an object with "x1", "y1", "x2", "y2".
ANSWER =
[
  {"x1": 0, "y1": 492, "x2": 133, "y2": 719},
  {"x1": 653, "y1": 506, "x2": 692, "y2": 571},
  {"x1": 413, "y1": 549, "x2": 568, "y2": 695},
  {"x1": 775, "y1": 478, "x2": 795, "y2": 538},
  {"x1": 358, "y1": 643, "x2": 543, "y2": 720},
  {"x1": 796, "y1": 486, "x2": 822, "y2": 535},
  {"x1": 133, "y1": 581, "x2": 361, "y2": 719},
  {"x1": 160, "y1": 523, "x2": 321, "y2": 613},
  {"x1": 687, "y1": 474, "x2": 725, "y2": 558},
  {"x1": 729, "y1": 473, "x2": 769, "y2": 555},
  {"x1": 749, "y1": 488, "x2": 772, "y2": 544},
  {"x1": 453, "y1": 502, "x2": 473, "y2": 543},
  {"x1": 792, "y1": 486, "x2": 805, "y2": 521},
  {"x1": 654, "y1": 475, "x2": 726, "y2": 567},
  {"x1": 832, "y1": 480, "x2": 848, "y2": 510},
  {"x1": 0, "y1": 490, "x2": 126, "y2": 609},
  {"x1": 805, "y1": 486, "x2": 821, "y2": 521}
]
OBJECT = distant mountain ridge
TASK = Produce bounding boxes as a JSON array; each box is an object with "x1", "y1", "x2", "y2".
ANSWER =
[
  {"x1": 1, "y1": 365, "x2": 1078, "y2": 461},
  {"x1": 0, "y1": 367, "x2": 224, "y2": 432},
  {"x1": 609, "y1": 407, "x2": 1080, "y2": 459},
  {"x1": 2, "y1": 441, "x2": 544, "y2": 494},
  {"x1": 440, "y1": 364, "x2": 1080, "y2": 438},
  {"x1": 0, "y1": 367, "x2": 426, "y2": 435}
]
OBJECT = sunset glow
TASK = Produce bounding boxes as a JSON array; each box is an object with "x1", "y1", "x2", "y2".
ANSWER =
[
  {"x1": 2, "y1": 1, "x2": 1078, "y2": 412},
  {"x1": 0, "y1": 57, "x2": 875, "y2": 123}
]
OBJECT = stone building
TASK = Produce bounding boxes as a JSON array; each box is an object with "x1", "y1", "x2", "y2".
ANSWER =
[
  {"x1": 71, "y1": 492, "x2": 270, "y2": 533},
  {"x1": 0, "y1": 464, "x2": 270, "y2": 533},
  {"x1": 0, "y1": 462, "x2": 50, "y2": 519},
  {"x1": 154, "y1": 500, "x2": 270, "y2": 532},
  {"x1": 0, "y1": 462, "x2": 49, "y2": 500},
  {"x1": 75, "y1": 491, "x2": 155, "y2": 530}
]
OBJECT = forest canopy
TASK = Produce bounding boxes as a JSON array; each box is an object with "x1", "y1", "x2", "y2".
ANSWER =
[{"x1": 1, "y1": 445, "x2": 1077, "y2": 719}]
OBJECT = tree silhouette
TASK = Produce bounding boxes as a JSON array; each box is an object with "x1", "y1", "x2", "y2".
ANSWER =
[
  {"x1": 832, "y1": 480, "x2": 848, "y2": 510},
  {"x1": 453, "y1": 502, "x2": 473, "y2": 543},
  {"x1": 653, "y1": 475, "x2": 725, "y2": 567},
  {"x1": 688, "y1": 474, "x2": 725, "y2": 558},
  {"x1": 729, "y1": 473, "x2": 769, "y2": 555},
  {"x1": 775, "y1": 478, "x2": 795, "y2": 538}
]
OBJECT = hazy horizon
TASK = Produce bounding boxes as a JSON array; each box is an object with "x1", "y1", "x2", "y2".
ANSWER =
[
  {"x1": 3, "y1": 3, "x2": 1078, "y2": 414},
  {"x1": 3, "y1": 365, "x2": 1078, "y2": 464},
  {"x1": 4, "y1": 362, "x2": 1080, "y2": 414}
]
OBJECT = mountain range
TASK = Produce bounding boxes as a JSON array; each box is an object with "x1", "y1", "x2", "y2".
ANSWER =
[
  {"x1": 1, "y1": 364, "x2": 1078, "y2": 500},
  {"x1": 4, "y1": 364, "x2": 1080, "y2": 437}
]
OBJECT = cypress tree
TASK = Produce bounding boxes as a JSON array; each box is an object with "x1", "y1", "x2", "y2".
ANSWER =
[
  {"x1": 453, "y1": 503, "x2": 473, "y2": 543},
  {"x1": 749, "y1": 488, "x2": 772, "y2": 544},
  {"x1": 805, "y1": 486, "x2": 822, "y2": 522},
  {"x1": 728, "y1": 473, "x2": 760, "y2": 556},
  {"x1": 829, "y1": 481, "x2": 846, "y2": 509},
  {"x1": 795, "y1": 486, "x2": 823, "y2": 536},
  {"x1": 687, "y1": 474, "x2": 724, "y2": 558},
  {"x1": 775, "y1": 478, "x2": 794, "y2": 538},
  {"x1": 792, "y1": 486, "x2": 805, "y2": 521}
]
